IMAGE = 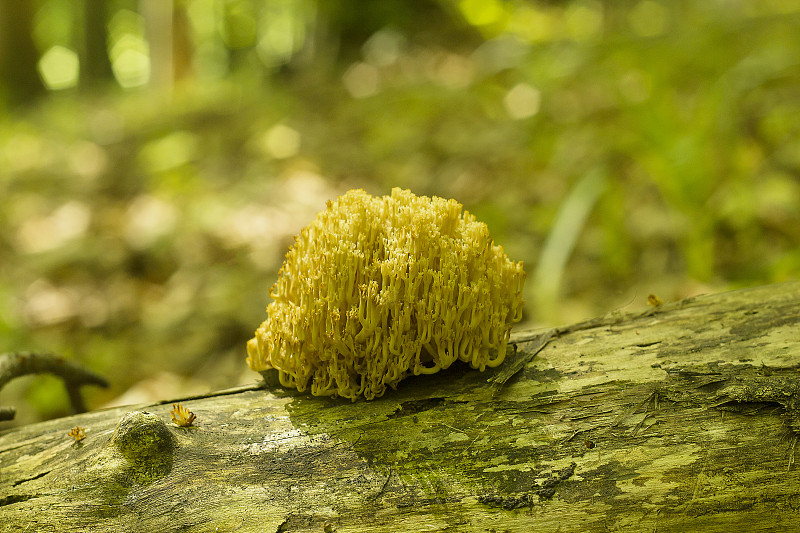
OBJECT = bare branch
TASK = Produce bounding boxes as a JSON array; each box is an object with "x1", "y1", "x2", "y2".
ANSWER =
[{"x1": 0, "y1": 352, "x2": 109, "y2": 421}]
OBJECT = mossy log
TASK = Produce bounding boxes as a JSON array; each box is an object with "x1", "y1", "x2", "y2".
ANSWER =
[{"x1": 2, "y1": 282, "x2": 800, "y2": 532}]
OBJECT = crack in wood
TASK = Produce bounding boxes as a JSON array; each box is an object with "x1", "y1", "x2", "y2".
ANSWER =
[
  {"x1": 0, "y1": 494, "x2": 35, "y2": 507},
  {"x1": 12, "y1": 470, "x2": 50, "y2": 487}
]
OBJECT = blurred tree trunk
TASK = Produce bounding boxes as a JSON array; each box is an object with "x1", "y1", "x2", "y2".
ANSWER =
[
  {"x1": 79, "y1": 0, "x2": 114, "y2": 91},
  {"x1": 0, "y1": 0, "x2": 46, "y2": 106},
  {"x1": 172, "y1": 0, "x2": 193, "y2": 83},
  {"x1": 141, "y1": 0, "x2": 173, "y2": 91},
  {"x1": 312, "y1": 0, "x2": 481, "y2": 67},
  {"x1": 141, "y1": 0, "x2": 194, "y2": 92}
]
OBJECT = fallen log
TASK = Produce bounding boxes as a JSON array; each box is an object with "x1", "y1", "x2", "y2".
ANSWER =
[{"x1": 1, "y1": 282, "x2": 799, "y2": 532}]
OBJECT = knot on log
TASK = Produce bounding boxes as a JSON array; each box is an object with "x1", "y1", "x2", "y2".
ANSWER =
[{"x1": 110, "y1": 411, "x2": 175, "y2": 484}]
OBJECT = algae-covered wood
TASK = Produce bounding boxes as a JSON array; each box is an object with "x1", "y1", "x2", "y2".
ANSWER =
[{"x1": 2, "y1": 282, "x2": 800, "y2": 532}]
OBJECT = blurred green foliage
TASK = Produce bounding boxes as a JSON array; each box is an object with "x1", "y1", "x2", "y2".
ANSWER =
[{"x1": 1, "y1": 0, "x2": 799, "y2": 422}]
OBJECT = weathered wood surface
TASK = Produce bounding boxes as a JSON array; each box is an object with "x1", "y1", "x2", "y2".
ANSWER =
[{"x1": 2, "y1": 282, "x2": 800, "y2": 532}]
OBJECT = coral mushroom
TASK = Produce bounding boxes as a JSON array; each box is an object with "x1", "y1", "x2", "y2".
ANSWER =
[{"x1": 247, "y1": 188, "x2": 525, "y2": 400}]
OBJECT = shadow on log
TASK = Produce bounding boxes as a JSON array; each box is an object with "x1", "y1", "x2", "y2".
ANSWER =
[{"x1": 1, "y1": 282, "x2": 799, "y2": 532}]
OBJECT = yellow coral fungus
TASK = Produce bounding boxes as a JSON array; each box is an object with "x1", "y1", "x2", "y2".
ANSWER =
[
  {"x1": 68, "y1": 426, "x2": 86, "y2": 442},
  {"x1": 247, "y1": 188, "x2": 525, "y2": 400},
  {"x1": 170, "y1": 403, "x2": 196, "y2": 427}
]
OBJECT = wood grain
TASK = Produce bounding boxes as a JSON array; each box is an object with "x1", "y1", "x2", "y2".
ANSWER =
[{"x1": 2, "y1": 282, "x2": 799, "y2": 532}]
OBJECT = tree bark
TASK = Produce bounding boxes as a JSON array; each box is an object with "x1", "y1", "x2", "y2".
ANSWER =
[{"x1": 1, "y1": 282, "x2": 799, "y2": 532}]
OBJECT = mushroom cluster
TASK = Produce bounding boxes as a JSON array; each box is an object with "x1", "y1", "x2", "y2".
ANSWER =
[{"x1": 247, "y1": 188, "x2": 525, "y2": 400}]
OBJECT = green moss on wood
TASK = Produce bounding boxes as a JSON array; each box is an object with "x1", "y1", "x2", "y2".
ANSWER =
[
  {"x1": 110, "y1": 410, "x2": 175, "y2": 484},
  {"x1": 77, "y1": 410, "x2": 176, "y2": 514}
]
